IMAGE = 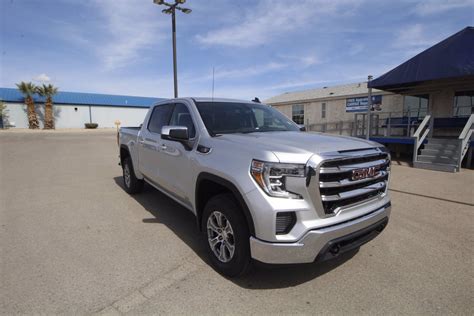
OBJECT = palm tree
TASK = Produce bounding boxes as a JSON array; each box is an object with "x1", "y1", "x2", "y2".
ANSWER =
[
  {"x1": 36, "y1": 84, "x2": 58, "y2": 129},
  {"x1": 0, "y1": 101, "x2": 9, "y2": 128},
  {"x1": 16, "y1": 82, "x2": 39, "y2": 129}
]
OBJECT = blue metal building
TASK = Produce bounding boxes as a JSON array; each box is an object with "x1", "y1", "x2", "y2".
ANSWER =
[{"x1": 0, "y1": 88, "x2": 165, "y2": 128}]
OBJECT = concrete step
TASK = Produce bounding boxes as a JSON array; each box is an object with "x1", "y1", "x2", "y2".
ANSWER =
[
  {"x1": 424, "y1": 143, "x2": 459, "y2": 150},
  {"x1": 413, "y1": 161, "x2": 458, "y2": 172},
  {"x1": 420, "y1": 148, "x2": 459, "y2": 157},
  {"x1": 417, "y1": 155, "x2": 458, "y2": 164},
  {"x1": 427, "y1": 138, "x2": 459, "y2": 145}
]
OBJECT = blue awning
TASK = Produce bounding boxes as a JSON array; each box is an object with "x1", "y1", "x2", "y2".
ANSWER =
[{"x1": 369, "y1": 27, "x2": 474, "y2": 90}]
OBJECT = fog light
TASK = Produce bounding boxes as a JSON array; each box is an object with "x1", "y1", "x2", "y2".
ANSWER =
[{"x1": 276, "y1": 212, "x2": 296, "y2": 235}]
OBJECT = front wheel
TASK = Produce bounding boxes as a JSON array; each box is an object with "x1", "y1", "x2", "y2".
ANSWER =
[{"x1": 203, "y1": 194, "x2": 251, "y2": 277}]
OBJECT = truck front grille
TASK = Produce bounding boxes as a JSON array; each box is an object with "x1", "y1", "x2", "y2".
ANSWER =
[{"x1": 318, "y1": 152, "x2": 390, "y2": 215}]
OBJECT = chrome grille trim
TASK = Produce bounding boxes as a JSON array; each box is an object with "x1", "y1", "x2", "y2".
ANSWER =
[
  {"x1": 319, "y1": 170, "x2": 389, "y2": 188},
  {"x1": 314, "y1": 148, "x2": 390, "y2": 216},
  {"x1": 321, "y1": 182, "x2": 386, "y2": 202},
  {"x1": 319, "y1": 158, "x2": 389, "y2": 174}
]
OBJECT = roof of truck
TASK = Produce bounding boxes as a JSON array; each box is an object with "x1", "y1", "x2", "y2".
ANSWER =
[{"x1": 152, "y1": 97, "x2": 265, "y2": 106}]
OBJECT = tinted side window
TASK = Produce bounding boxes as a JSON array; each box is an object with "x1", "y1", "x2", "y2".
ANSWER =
[
  {"x1": 148, "y1": 104, "x2": 173, "y2": 133},
  {"x1": 169, "y1": 103, "x2": 196, "y2": 138}
]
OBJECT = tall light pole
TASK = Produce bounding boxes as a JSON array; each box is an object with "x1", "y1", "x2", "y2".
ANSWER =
[{"x1": 153, "y1": 0, "x2": 192, "y2": 98}]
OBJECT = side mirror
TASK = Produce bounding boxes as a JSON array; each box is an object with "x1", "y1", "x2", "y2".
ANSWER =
[
  {"x1": 161, "y1": 125, "x2": 189, "y2": 141},
  {"x1": 299, "y1": 125, "x2": 306, "y2": 132}
]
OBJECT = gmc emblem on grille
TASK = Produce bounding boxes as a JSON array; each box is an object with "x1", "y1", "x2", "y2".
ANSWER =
[{"x1": 351, "y1": 167, "x2": 378, "y2": 181}]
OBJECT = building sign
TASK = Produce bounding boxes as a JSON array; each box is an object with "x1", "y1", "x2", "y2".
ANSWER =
[{"x1": 346, "y1": 95, "x2": 382, "y2": 112}]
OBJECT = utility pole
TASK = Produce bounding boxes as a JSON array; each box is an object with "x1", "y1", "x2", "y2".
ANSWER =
[
  {"x1": 153, "y1": 0, "x2": 192, "y2": 98},
  {"x1": 366, "y1": 75, "x2": 373, "y2": 140}
]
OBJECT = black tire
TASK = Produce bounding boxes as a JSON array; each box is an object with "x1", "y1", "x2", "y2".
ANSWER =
[
  {"x1": 122, "y1": 156, "x2": 144, "y2": 194},
  {"x1": 202, "y1": 193, "x2": 251, "y2": 277}
]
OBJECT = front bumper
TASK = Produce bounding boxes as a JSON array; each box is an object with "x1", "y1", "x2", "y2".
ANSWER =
[{"x1": 249, "y1": 202, "x2": 391, "y2": 264}]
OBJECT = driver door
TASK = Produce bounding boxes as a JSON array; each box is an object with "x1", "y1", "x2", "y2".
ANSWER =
[
  {"x1": 158, "y1": 103, "x2": 197, "y2": 204},
  {"x1": 137, "y1": 103, "x2": 173, "y2": 187}
]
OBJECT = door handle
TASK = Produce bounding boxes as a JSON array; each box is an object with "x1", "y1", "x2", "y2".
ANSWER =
[
  {"x1": 160, "y1": 144, "x2": 167, "y2": 150},
  {"x1": 138, "y1": 138, "x2": 145, "y2": 144}
]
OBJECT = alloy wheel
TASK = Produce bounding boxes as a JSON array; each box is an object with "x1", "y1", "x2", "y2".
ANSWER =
[
  {"x1": 124, "y1": 164, "x2": 131, "y2": 188},
  {"x1": 207, "y1": 211, "x2": 235, "y2": 263}
]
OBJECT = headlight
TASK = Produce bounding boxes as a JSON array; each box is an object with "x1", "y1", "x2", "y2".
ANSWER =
[
  {"x1": 378, "y1": 145, "x2": 390, "y2": 154},
  {"x1": 250, "y1": 160, "x2": 305, "y2": 199}
]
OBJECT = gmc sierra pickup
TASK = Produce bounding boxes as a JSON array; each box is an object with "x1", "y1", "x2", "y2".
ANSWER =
[{"x1": 119, "y1": 98, "x2": 391, "y2": 276}]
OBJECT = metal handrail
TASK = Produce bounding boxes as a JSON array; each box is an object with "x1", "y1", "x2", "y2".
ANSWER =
[
  {"x1": 308, "y1": 121, "x2": 355, "y2": 135},
  {"x1": 412, "y1": 115, "x2": 431, "y2": 163},
  {"x1": 356, "y1": 110, "x2": 426, "y2": 138},
  {"x1": 458, "y1": 114, "x2": 474, "y2": 167},
  {"x1": 458, "y1": 114, "x2": 474, "y2": 140}
]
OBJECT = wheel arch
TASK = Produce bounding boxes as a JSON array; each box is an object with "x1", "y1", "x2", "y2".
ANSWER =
[
  {"x1": 195, "y1": 172, "x2": 255, "y2": 237},
  {"x1": 120, "y1": 145, "x2": 130, "y2": 166}
]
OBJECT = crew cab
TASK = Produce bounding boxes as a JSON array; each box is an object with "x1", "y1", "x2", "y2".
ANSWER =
[{"x1": 119, "y1": 98, "x2": 391, "y2": 276}]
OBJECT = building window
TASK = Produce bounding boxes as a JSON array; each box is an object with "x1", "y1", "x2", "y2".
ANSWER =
[
  {"x1": 454, "y1": 91, "x2": 474, "y2": 117},
  {"x1": 321, "y1": 103, "x2": 326, "y2": 119},
  {"x1": 292, "y1": 104, "x2": 304, "y2": 125},
  {"x1": 404, "y1": 95, "x2": 428, "y2": 117}
]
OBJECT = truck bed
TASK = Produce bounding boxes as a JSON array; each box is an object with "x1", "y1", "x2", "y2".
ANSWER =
[
  {"x1": 120, "y1": 127, "x2": 140, "y2": 136},
  {"x1": 121, "y1": 126, "x2": 141, "y2": 131},
  {"x1": 119, "y1": 127, "x2": 141, "y2": 148}
]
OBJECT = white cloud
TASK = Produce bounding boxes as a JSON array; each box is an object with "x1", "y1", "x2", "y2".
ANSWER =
[
  {"x1": 34, "y1": 73, "x2": 51, "y2": 82},
  {"x1": 207, "y1": 62, "x2": 287, "y2": 80},
  {"x1": 91, "y1": 0, "x2": 166, "y2": 70},
  {"x1": 392, "y1": 24, "x2": 438, "y2": 51},
  {"x1": 413, "y1": 0, "x2": 474, "y2": 15},
  {"x1": 196, "y1": 83, "x2": 277, "y2": 100},
  {"x1": 279, "y1": 54, "x2": 321, "y2": 67},
  {"x1": 348, "y1": 43, "x2": 365, "y2": 56},
  {"x1": 196, "y1": 0, "x2": 362, "y2": 47},
  {"x1": 299, "y1": 55, "x2": 320, "y2": 67}
]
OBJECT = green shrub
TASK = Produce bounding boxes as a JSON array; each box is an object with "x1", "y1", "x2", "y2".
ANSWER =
[{"x1": 85, "y1": 123, "x2": 98, "y2": 129}]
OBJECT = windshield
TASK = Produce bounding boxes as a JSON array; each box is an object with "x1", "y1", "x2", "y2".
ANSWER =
[{"x1": 195, "y1": 102, "x2": 300, "y2": 135}]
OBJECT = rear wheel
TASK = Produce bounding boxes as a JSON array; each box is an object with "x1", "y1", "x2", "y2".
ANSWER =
[
  {"x1": 203, "y1": 193, "x2": 251, "y2": 277},
  {"x1": 122, "y1": 157, "x2": 144, "y2": 194}
]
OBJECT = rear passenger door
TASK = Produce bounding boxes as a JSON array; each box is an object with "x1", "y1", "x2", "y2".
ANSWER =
[{"x1": 138, "y1": 103, "x2": 173, "y2": 185}]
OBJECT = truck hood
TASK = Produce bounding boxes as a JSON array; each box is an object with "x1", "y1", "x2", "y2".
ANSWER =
[{"x1": 217, "y1": 131, "x2": 379, "y2": 164}]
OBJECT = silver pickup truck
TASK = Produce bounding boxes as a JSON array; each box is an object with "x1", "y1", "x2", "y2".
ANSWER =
[{"x1": 119, "y1": 98, "x2": 391, "y2": 276}]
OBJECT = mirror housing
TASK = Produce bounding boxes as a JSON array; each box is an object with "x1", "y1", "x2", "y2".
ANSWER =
[
  {"x1": 299, "y1": 125, "x2": 306, "y2": 132},
  {"x1": 161, "y1": 125, "x2": 189, "y2": 141}
]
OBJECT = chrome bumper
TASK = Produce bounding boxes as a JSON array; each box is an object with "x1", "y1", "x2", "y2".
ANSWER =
[{"x1": 249, "y1": 203, "x2": 391, "y2": 264}]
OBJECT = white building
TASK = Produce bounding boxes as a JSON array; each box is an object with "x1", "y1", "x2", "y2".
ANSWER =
[{"x1": 0, "y1": 88, "x2": 163, "y2": 128}]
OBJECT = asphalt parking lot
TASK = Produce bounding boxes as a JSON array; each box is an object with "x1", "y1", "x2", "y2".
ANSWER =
[{"x1": 1, "y1": 130, "x2": 473, "y2": 315}]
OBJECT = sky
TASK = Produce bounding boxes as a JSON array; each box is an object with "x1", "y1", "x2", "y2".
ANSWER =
[{"x1": 1, "y1": 0, "x2": 473, "y2": 100}]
